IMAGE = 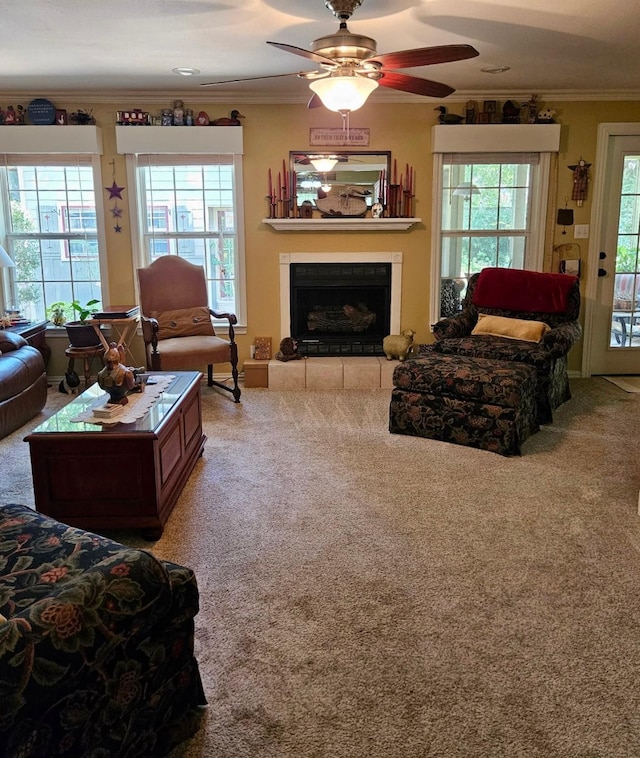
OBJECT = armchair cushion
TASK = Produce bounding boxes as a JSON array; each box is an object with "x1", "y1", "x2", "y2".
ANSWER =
[
  {"x1": 151, "y1": 306, "x2": 215, "y2": 339},
  {"x1": 471, "y1": 314, "x2": 551, "y2": 343}
]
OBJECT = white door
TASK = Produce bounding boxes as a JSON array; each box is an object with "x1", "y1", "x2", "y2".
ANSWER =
[{"x1": 589, "y1": 135, "x2": 640, "y2": 375}]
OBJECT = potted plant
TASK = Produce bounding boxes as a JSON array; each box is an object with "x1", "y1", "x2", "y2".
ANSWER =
[{"x1": 47, "y1": 299, "x2": 102, "y2": 347}]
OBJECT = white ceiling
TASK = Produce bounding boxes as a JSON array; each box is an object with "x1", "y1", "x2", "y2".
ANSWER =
[{"x1": 2, "y1": 0, "x2": 639, "y2": 104}]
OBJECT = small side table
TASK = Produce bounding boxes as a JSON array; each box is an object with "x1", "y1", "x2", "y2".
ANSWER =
[
  {"x1": 87, "y1": 313, "x2": 139, "y2": 364},
  {"x1": 6, "y1": 320, "x2": 51, "y2": 366},
  {"x1": 64, "y1": 345, "x2": 103, "y2": 388}
]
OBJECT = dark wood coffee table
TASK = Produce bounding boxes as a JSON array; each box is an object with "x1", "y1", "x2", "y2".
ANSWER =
[{"x1": 25, "y1": 372, "x2": 205, "y2": 539}]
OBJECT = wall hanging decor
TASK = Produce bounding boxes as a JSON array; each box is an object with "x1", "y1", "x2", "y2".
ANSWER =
[
  {"x1": 105, "y1": 159, "x2": 125, "y2": 232},
  {"x1": 569, "y1": 158, "x2": 591, "y2": 207}
]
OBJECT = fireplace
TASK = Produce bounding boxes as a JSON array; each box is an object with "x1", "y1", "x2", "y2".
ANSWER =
[{"x1": 280, "y1": 252, "x2": 402, "y2": 357}]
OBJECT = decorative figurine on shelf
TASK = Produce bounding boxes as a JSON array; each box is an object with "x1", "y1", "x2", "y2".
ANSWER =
[
  {"x1": 434, "y1": 106, "x2": 464, "y2": 124},
  {"x1": 97, "y1": 342, "x2": 136, "y2": 404},
  {"x1": 211, "y1": 110, "x2": 245, "y2": 126},
  {"x1": 502, "y1": 100, "x2": 520, "y2": 123},
  {"x1": 172, "y1": 100, "x2": 184, "y2": 126},
  {"x1": 275, "y1": 337, "x2": 303, "y2": 362},
  {"x1": 536, "y1": 108, "x2": 556, "y2": 124},
  {"x1": 69, "y1": 109, "x2": 96, "y2": 125}
]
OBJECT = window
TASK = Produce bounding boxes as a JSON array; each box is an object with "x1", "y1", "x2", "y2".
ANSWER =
[
  {"x1": 130, "y1": 155, "x2": 245, "y2": 325},
  {"x1": 0, "y1": 158, "x2": 104, "y2": 321},
  {"x1": 433, "y1": 152, "x2": 549, "y2": 320}
]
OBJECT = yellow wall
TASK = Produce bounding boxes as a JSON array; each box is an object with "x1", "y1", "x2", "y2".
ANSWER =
[{"x1": 5, "y1": 96, "x2": 640, "y2": 376}]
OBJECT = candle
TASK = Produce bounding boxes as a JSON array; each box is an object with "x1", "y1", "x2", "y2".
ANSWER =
[
  {"x1": 268, "y1": 168, "x2": 273, "y2": 198},
  {"x1": 277, "y1": 172, "x2": 282, "y2": 201},
  {"x1": 282, "y1": 159, "x2": 288, "y2": 198},
  {"x1": 393, "y1": 159, "x2": 397, "y2": 185}
]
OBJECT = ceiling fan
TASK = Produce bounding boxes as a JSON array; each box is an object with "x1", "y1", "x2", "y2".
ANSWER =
[{"x1": 201, "y1": 0, "x2": 479, "y2": 113}]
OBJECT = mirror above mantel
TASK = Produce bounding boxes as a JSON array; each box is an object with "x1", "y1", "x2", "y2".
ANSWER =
[
  {"x1": 290, "y1": 150, "x2": 390, "y2": 216},
  {"x1": 263, "y1": 150, "x2": 421, "y2": 229}
]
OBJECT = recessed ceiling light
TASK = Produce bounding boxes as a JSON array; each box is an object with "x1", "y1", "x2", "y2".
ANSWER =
[
  {"x1": 172, "y1": 67, "x2": 200, "y2": 77},
  {"x1": 481, "y1": 65, "x2": 510, "y2": 75}
]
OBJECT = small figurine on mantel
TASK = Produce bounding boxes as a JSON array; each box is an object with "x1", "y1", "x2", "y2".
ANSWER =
[{"x1": 97, "y1": 342, "x2": 136, "y2": 404}]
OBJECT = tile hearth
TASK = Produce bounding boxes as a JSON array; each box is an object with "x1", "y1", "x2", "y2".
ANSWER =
[{"x1": 267, "y1": 356, "x2": 399, "y2": 390}]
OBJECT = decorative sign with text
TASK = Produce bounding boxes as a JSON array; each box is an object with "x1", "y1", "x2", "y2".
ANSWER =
[{"x1": 309, "y1": 127, "x2": 370, "y2": 147}]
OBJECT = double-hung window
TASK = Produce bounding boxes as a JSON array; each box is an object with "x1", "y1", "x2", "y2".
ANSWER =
[
  {"x1": 0, "y1": 156, "x2": 104, "y2": 320},
  {"x1": 430, "y1": 126, "x2": 559, "y2": 323},
  {"x1": 125, "y1": 150, "x2": 246, "y2": 327},
  {"x1": 433, "y1": 153, "x2": 549, "y2": 320}
]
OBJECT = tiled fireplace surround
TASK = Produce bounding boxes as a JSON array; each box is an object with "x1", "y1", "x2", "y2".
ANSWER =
[{"x1": 268, "y1": 252, "x2": 403, "y2": 390}]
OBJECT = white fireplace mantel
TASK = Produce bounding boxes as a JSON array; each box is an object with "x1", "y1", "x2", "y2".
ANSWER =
[
  {"x1": 279, "y1": 252, "x2": 403, "y2": 342},
  {"x1": 264, "y1": 218, "x2": 421, "y2": 231}
]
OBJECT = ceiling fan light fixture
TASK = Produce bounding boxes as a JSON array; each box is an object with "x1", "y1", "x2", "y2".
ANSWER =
[
  {"x1": 310, "y1": 157, "x2": 339, "y2": 172},
  {"x1": 309, "y1": 75, "x2": 378, "y2": 113}
]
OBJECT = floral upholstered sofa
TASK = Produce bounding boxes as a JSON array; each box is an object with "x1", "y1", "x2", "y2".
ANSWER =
[
  {"x1": 427, "y1": 267, "x2": 582, "y2": 424},
  {"x1": 0, "y1": 503, "x2": 206, "y2": 757}
]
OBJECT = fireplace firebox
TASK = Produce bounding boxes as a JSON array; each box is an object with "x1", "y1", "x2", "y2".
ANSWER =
[{"x1": 290, "y1": 262, "x2": 391, "y2": 356}]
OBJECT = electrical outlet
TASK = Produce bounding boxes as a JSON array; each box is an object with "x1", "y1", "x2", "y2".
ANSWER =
[{"x1": 574, "y1": 224, "x2": 590, "y2": 239}]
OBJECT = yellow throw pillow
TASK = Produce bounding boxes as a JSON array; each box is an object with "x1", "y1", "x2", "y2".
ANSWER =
[
  {"x1": 151, "y1": 306, "x2": 215, "y2": 339},
  {"x1": 471, "y1": 314, "x2": 551, "y2": 343}
]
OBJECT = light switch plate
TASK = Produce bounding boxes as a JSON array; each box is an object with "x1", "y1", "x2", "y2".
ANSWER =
[{"x1": 574, "y1": 224, "x2": 590, "y2": 239}]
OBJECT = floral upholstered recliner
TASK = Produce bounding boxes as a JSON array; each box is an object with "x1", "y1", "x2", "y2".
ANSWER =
[
  {"x1": 426, "y1": 268, "x2": 582, "y2": 423},
  {"x1": 0, "y1": 503, "x2": 206, "y2": 757}
]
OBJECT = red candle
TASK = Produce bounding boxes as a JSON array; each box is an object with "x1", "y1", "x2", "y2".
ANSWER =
[
  {"x1": 277, "y1": 172, "x2": 282, "y2": 201},
  {"x1": 268, "y1": 168, "x2": 273, "y2": 198},
  {"x1": 282, "y1": 159, "x2": 288, "y2": 198},
  {"x1": 393, "y1": 159, "x2": 397, "y2": 185}
]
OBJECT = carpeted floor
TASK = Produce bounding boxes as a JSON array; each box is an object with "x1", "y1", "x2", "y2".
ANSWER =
[{"x1": 2, "y1": 378, "x2": 640, "y2": 757}]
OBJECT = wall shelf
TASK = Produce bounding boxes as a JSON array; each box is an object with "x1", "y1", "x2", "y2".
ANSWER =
[{"x1": 262, "y1": 218, "x2": 421, "y2": 231}]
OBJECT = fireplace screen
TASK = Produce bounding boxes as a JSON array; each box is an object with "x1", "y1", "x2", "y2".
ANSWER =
[{"x1": 290, "y1": 262, "x2": 391, "y2": 356}]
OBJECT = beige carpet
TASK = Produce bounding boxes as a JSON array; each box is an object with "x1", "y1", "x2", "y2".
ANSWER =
[
  {"x1": 2, "y1": 379, "x2": 640, "y2": 758},
  {"x1": 603, "y1": 375, "x2": 640, "y2": 393}
]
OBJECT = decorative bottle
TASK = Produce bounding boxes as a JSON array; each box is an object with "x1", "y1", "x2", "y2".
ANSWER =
[{"x1": 172, "y1": 100, "x2": 184, "y2": 126}]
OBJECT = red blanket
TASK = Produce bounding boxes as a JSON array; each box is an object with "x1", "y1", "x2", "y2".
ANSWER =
[{"x1": 472, "y1": 268, "x2": 578, "y2": 314}]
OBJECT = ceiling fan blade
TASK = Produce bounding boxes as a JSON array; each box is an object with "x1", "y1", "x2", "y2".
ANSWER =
[
  {"x1": 267, "y1": 41, "x2": 336, "y2": 66},
  {"x1": 377, "y1": 71, "x2": 455, "y2": 98},
  {"x1": 307, "y1": 93, "x2": 323, "y2": 109},
  {"x1": 200, "y1": 72, "x2": 304, "y2": 87},
  {"x1": 370, "y1": 44, "x2": 479, "y2": 70}
]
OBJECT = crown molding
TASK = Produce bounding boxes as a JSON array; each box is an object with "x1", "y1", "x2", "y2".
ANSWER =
[{"x1": 0, "y1": 89, "x2": 638, "y2": 106}]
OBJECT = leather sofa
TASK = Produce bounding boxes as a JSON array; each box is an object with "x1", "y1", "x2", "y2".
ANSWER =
[
  {"x1": 0, "y1": 503, "x2": 206, "y2": 757},
  {"x1": 0, "y1": 330, "x2": 48, "y2": 439}
]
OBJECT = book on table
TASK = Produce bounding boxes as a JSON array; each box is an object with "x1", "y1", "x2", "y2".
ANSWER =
[
  {"x1": 92, "y1": 305, "x2": 139, "y2": 319},
  {"x1": 93, "y1": 403, "x2": 125, "y2": 418}
]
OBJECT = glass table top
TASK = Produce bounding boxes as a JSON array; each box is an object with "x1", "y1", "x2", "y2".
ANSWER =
[{"x1": 28, "y1": 372, "x2": 201, "y2": 436}]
